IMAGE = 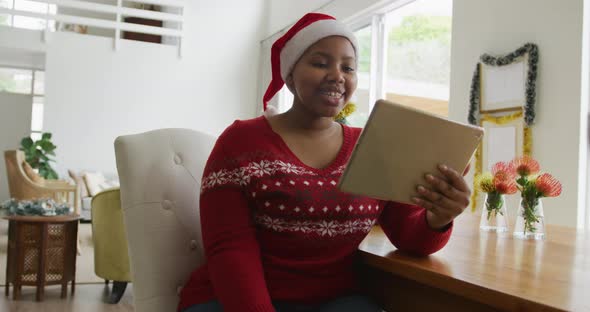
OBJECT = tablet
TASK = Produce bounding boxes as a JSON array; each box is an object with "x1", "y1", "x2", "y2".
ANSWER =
[{"x1": 337, "y1": 100, "x2": 484, "y2": 204}]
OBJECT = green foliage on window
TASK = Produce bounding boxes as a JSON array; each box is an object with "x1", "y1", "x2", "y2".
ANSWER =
[
  {"x1": 20, "y1": 132, "x2": 59, "y2": 180},
  {"x1": 355, "y1": 15, "x2": 452, "y2": 82},
  {"x1": 356, "y1": 30, "x2": 372, "y2": 73},
  {"x1": 0, "y1": 70, "x2": 18, "y2": 92},
  {"x1": 0, "y1": 68, "x2": 32, "y2": 93},
  {"x1": 390, "y1": 15, "x2": 452, "y2": 44},
  {"x1": 0, "y1": 15, "x2": 8, "y2": 26},
  {"x1": 387, "y1": 15, "x2": 452, "y2": 85}
]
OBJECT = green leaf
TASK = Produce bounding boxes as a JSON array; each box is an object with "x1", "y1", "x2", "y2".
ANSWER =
[
  {"x1": 21, "y1": 137, "x2": 34, "y2": 149},
  {"x1": 19, "y1": 132, "x2": 58, "y2": 178},
  {"x1": 39, "y1": 167, "x2": 47, "y2": 177},
  {"x1": 29, "y1": 159, "x2": 39, "y2": 168},
  {"x1": 46, "y1": 168, "x2": 59, "y2": 180},
  {"x1": 40, "y1": 141, "x2": 55, "y2": 152}
]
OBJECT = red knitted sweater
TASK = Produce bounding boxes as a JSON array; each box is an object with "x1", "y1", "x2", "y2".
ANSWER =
[{"x1": 177, "y1": 116, "x2": 452, "y2": 312}]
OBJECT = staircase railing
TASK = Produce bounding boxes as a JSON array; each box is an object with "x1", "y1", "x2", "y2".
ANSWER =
[{"x1": 0, "y1": 0, "x2": 185, "y2": 57}]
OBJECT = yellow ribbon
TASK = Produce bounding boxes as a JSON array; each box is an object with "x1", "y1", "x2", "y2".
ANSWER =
[{"x1": 470, "y1": 111, "x2": 533, "y2": 211}]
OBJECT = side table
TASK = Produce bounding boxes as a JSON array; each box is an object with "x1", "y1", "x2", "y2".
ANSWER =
[{"x1": 4, "y1": 215, "x2": 79, "y2": 301}]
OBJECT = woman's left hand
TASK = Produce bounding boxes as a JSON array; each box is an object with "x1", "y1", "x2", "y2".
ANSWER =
[{"x1": 412, "y1": 164, "x2": 471, "y2": 230}]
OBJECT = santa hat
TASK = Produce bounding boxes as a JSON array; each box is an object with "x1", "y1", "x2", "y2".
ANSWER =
[{"x1": 262, "y1": 13, "x2": 358, "y2": 111}]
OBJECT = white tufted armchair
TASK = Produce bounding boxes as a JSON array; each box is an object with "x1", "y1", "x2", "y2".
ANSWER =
[{"x1": 114, "y1": 128, "x2": 216, "y2": 312}]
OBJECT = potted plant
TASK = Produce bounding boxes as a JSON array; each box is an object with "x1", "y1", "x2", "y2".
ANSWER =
[{"x1": 20, "y1": 132, "x2": 59, "y2": 180}]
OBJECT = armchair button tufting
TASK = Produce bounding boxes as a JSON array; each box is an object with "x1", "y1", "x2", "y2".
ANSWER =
[
  {"x1": 190, "y1": 240, "x2": 198, "y2": 250},
  {"x1": 174, "y1": 154, "x2": 182, "y2": 165},
  {"x1": 162, "y1": 200, "x2": 173, "y2": 210}
]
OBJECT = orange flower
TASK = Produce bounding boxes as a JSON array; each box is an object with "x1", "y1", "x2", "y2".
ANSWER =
[
  {"x1": 494, "y1": 179, "x2": 518, "y2": 194},
  {"x1": 492, "y1": 161, "x2": 516, "y2": 181},
  {"x1": 510, "y1": 155, "x2": 540, "y2": 176},
  {"x1": 483, "y1": 161, "x2": 518, "y2": 194},
  {"x1": 535, "y1": 173, "x2": 562, "y2": 197}
]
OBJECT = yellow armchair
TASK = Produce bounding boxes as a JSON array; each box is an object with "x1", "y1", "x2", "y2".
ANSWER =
[
  {"x1": 91, "y1": 187, "x2": 131, "y2": 304},
  {"x1": 3, "y1": 150, "x2": 79, "y2": 214}
]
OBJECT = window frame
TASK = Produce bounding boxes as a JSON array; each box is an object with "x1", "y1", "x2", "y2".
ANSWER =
[
  {"x1": 0, "y1": 64, "x2": 45, "y2": 138},
  {"x1": 2, "y1": 0, "x2": 57, "y2": 30}
]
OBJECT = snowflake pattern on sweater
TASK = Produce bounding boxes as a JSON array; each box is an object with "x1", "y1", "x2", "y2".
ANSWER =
[{"x1": 201, "y1": 156, "x2": 380, "y2": 238}]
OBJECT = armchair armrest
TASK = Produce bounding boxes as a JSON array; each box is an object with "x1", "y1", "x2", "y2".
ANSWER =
[{"x1": 41, "y1": 179, "x2": 74, "y2": 188}]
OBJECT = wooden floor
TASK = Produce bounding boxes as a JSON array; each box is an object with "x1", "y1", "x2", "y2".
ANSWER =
[{"x1": 0, "y1": 283, "x2": 135, "y2": 312}]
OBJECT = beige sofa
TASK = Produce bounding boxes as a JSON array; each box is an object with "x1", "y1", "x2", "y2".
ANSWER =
[{"x1": 68, "y1": 170, "x2": 119, "y2": 221}]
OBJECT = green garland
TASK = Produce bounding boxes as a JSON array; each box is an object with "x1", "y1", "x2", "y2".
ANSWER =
[
  {"x1": 1, "y1": 198, "x2": 72, "y2": 216},
  {"x1": 469, "y1": 43, "x2": 539, "y2": 126},
  {"x1": 468, "y1": 64, "x2": 480, "y2": 125}
]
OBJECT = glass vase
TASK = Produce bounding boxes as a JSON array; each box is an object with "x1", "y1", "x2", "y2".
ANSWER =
[
  {"x1": 479, "y1": 193, "x2": 509, "y2": 232},
  {"x1": 513, "y1": 197, "x2": 545, "y2": 240}
]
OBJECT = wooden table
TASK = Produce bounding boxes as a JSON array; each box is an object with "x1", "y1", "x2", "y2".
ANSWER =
[
  {"x1": 4, "y1": 215, "x2": 79, "y2": 301},
  {"x1": 357, "y1": 213, "x2": 590, "y2": 311}
]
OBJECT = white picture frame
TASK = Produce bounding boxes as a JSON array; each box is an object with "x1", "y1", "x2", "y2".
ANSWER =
[
  {"x1": 481, "y1": 117, "x2": 524, "y2": 171},
  {"x1": 479, "y1": 55, "x2": 528, "y2": 113}
]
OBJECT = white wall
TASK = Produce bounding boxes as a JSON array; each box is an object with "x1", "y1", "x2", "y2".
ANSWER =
[
  {"x1": 43, "y1": 0, "x2": 267, "y2": 175},
  {"x1": 449, "y1": 0, "x2": 585, "y2": 227},
  {"x1": 0, "y1": 93, "x2": 32, "y2": 201},
  {"x1": 265, "y1": 0, "x2": 332, "y2": 37}
]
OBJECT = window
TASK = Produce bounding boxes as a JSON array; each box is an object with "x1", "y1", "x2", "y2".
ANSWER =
[
  {"x1": 383, "y1": 0, "x2": 452, "y2": 117},
  {"x1": 275, "y1": 0, "x2": 452, "y2": 125},
  {"x1": 33, "y1": 70, "x2": 44, "y2": 94},
  {"x1": 0, "y1": 66, "x2": 45, "y2": 139},
  {"x1": 0, "y1": 67, "x2": 33, "y2": 94},
  {"x1": 1, "y1": 0, "x2": 57, "y2": 30},
  {"x1": 348, "y1": 25, "x2": 372, "y2": 127},
  {"x1": 31, "y1": 70, "x2": 45, "y2": 139},
  {"x1": 31, "y1": 96, "x2": 44, "y2": 131},
  {"x1": 344, "y1": 0, "x2": 452, "y2": 125},
  {"x1": 0, "y1": 0, "x2": 10, "y2": 26}
]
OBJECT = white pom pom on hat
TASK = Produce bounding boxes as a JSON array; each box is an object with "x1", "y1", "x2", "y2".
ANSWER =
[{"x1": 262, "y1": 13, "x2": 358, "y2": 111}]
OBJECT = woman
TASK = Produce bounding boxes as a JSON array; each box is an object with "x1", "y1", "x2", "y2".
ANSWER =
[{"x1": 178, "y1": 13, "x2": 470, "y2": 312}]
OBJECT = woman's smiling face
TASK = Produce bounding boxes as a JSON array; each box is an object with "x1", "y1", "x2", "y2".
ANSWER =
[{"x1": 286, "y1": 36, "x2": 358, "y2": 118}]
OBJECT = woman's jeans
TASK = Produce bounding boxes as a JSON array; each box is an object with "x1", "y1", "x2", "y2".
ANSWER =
[{"x1": 182, "y1": 294, "x2": 382, "y2": 312}]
